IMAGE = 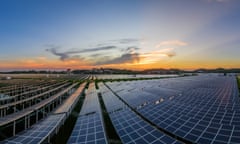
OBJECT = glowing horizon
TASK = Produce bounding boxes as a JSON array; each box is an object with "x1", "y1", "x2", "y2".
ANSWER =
[{"x1": 0, "y1": 0, "x2": 240, "y2": 71}]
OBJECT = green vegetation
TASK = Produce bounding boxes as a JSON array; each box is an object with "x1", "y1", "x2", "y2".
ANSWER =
[
  {"x1": 95, "y1": 79, "x2": 99, "y2": 89},
  {"x1": 0, "y1": 83, "x2": 9, "y2": 88},
  {"x1": 94, "y1": 76, "x2": 178, "y2": 83},
  {"x1": 85, "y1": 81, "x2": 90, "y2": 89}
]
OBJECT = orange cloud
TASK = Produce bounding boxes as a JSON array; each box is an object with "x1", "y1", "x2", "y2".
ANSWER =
[{"x1": 0, "y1": 56, "x2": 93, "y2": 70}]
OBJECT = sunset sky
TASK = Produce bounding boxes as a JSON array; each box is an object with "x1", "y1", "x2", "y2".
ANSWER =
[{"x1": 0, "y1": 0, "x2": 240, "y2": 71}]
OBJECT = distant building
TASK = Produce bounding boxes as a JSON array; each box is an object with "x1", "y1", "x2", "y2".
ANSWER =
[{"x1": 67, "y1": 69, "x2": 71, "y2": 75}]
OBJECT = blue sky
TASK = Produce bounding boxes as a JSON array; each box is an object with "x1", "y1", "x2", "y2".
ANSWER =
[{"x1": 0, "y1": 0, "x2": 240, "y2": 70}]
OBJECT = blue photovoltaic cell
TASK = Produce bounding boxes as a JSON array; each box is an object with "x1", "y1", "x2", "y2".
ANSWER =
[
  {"x1": 110, "y1": 108, "x2": 179, "y2": 144},
  {"x1": 3, "y1": 75, "x2": 239, "y2": 144},
  {"x1": 2, "y1": 114, "x2": 65, "y2": 144},
  {"x1": 107, "y1": 75, "x2": 240, "y2": 143},
  {"x1": 68, "y1": 83, "x2": 107, "y2": 144},
  {"x1": 98, "y1": 83, "x2": 125, "y2": 112},
  {"x1": 100, "y1": 83, "x2": 180, "y2": 144},
  {"x1": 79, "y1": 83, "x2": 101, "y2": 115},
  {"x1": 67, "y1": 114, "x2": 107, "y2": 144}
]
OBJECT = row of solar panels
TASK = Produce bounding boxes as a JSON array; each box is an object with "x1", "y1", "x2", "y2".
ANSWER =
[
  {"x1": 0, "y1": 74, "x2": 88, "y2": 97},
  {"x1": 0, "y1": 81, "x2": 69, "y2": 105},
  {"x1": 67, "y1": 83, "x2": 108, "y2": 144},
  {"x1": 0, "y1": 80, "x2": 59, "y2": 103},
  {"x1": 0, "y1": 79, "x2": 50, "y2": 94},
  {"x1": 2, "y1": 83, "x2": 86, "y2": 144},
  {"x1": 99, "y1": 83, "x2": 181, "y2": 144},
  {"x1": 0, "y1": 82, "x2": 77, "y2": 127},
  {"x1": 0, "y1": 80, "x2": 67, "y2": 105},
  {"x1": 107, "y1": 75, "x2": 240, "y2": 143},
  {"x1": 2, "y1": 75, "x2": 239, "y2": 144},
  {"x1": 0, "y1": 78, "x2": 182, "y2": 144},
  {"x1": 94, "y1": 74, "x2": 178, "y2": 80},
  {"x1": 67, "y1": 82, "x2": 183, "y2": 144}
]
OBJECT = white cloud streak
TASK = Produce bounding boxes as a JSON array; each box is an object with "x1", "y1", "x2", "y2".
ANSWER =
[{"x1": 156, "y1": 40, "x2": 188, "y2": 48}]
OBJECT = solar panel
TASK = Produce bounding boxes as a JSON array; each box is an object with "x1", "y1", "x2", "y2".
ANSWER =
[
  {"x1": 110, "y1": 108, "x2": 179, "y2": 144},
  {"x1": 98, "y1": 83, "x2": 125, "y2": 112},
  {"x1": 67, "y1": 114, "x2": 107, "y2": 144},
  {"x1": 79, "y1": 83, "x2": 101, "y2": 115},
  {"x1": 2, "y1": 113, "x2": 65, "y2": 144},
  {"x1": 107, "y1": 75, "x2": 240, "y2": 143},
  {"x1": 68, "y1": 83, "x2": 107, "y2": 144},
  {"x1": 100, "y1": 83, "x2": 180, "y2": 144},
  {"x1": 54, "y1": 83, "x2": 86, "y2": 115},
  {"x1": 0, "y1": 83, "x2": 77, "y2": 127}
]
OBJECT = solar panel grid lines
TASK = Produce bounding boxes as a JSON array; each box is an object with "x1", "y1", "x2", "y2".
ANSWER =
[
  {"x1": 1, "y1": 113, "x2": 65, "y2": 144},
  {"x1": 3, "y1": 80, "x2": 67, "y2": 98},
  {"x1": 98, "y1": 83, "x2": 125, "y2": 113},
  {"x1": 107, "y1": 75, "x2": 240, "y2": 143},
  {"x1": 67, "y1": 114, "x2": 107, "y2": 144},
  {"x1": 112, "y1": 109, "x2": 158, "y2": 143},
  {"x1": 229, "y1": 126, "x2": 240, "y2": 144},
  {"x1": 1, "y1": 82, "x2": 85, "y2": 143},
  {"x1": 10, "y1": 81, "x2": 68, "y2": 102},
  {"x1": 68, "y1": 82, "x2": 108, "y2": 144},
  {"x1": 108, "y1": 81, "x2": 181, "y2": 110},
  {"x1": 0, "y1": 108, "x2": 32, "y2": 121},
  {"x1": 31, "y1": 83, "x2": 78, "y2": 111},
  {"x1": 0, "y1": 82, "x2": 71, "y2": 110},
  {"x1": 1, "y1": 81, "x2": 66, "y2": 100},
  {"x1": 0, "y1": 75, "x2": 239, "y2": 143},
  {"x1": 100, "y1": 83, "x2": 183, "y2": 144},
  {"x1": 183, "y1": 77, "x2": 237, "y2": 143},
  {"x1": 79, "y1": 83, "x2": 101, "y2": 115},
  {"x1": 54, "y1": 82, "x2": 86, "y2": 115},
  {"x1": 0, "y1": 80, "x2": 51, "y2": 95},
  {"x1": 0, "y1": 83, "x2": 77, "y2": 127}
]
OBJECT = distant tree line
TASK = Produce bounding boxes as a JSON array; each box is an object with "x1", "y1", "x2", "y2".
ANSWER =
[
  {"x1": 1, "y1": 68, "x2": 240, "y2": 74},
  {"x1": 0, "y1": 70, "x2": 67, "y2": 74},
  {"x1": 193, "y1": 68, "x2": 240, "y2": 73}
]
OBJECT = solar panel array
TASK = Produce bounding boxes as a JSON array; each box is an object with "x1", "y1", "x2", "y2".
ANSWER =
[
  {"x1": 67, "y1": 114, "x2": 106, "y2": 144},
  {"x1": 1, "y1": 83, "x2": 85, "y2": 144},
  {"x1": 68, "y1": 83, "x2": 107, "y2": 144},
  {"x1": 2, "y1": 113, "x2": 65, "y2": 144},
  {"x1": 98, "y1": 83, "x2": 125, "y2": 112},
  {"x1": 79, "y1": 83, "x2": 101, "y2": 115},
  {"x1": 94, "y1": 74, "x2": 178, "y2": 80},
  {"x1": 99, "y1": 83, "x2": 180, "y2": 144},
  {"x1": 0, "y1": 83, "x2": 76, "y2": 127},
  {"x1": 54, "y1": 82, "x2": 86, "y2": 115},
  {"x1": 1, "y1": 74, "x2": 239, "y2": 144},
  {"x1": 106, "y1": 75, "x2": 240, "y2": 143}
]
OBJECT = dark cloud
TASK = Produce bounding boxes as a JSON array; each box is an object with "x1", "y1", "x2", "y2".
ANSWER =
[
  {"x1": 120, "y1": 47, "x2": 140, "y2": 53},
  {"x1": 95, "y1": 53, "x2": 140, "y2": 65},
  {"x1": 46, "y1": 47, "x2": 69, "y2": 61},
  {"x1": 125, "y1": 47, "x2": 140, "y2": 52},
  {"x1": 112, "y1": 38, "x2": 140, "y2": 44},
  {"x1": 159, "y1": 48, "x2": 176, "y2": 58},
  {"x1": 90, "y1": 53, "x2": 102, "y2": 57},
  {"x1": 46, "y1": 45, "x2": 117, "y2": 61},
  {"x1": 166, "y1": 51, "x2": 176, "y2": 57},
  {"x1": 76, "y1": 46, "x2": 117, "y2": 53},
  {"x1": 95, "y1": 38, "x2": 141, "y2": 47}
]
